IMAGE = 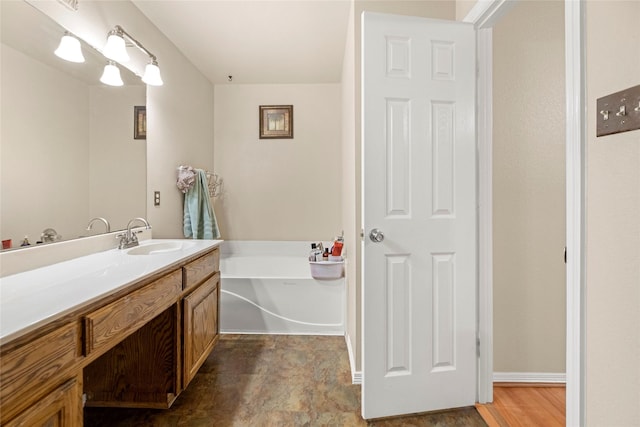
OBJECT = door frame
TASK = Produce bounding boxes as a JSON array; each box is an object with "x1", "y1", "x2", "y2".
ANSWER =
[{"x1": 465, "y1": 1, "x2": 586, "y2": 425}]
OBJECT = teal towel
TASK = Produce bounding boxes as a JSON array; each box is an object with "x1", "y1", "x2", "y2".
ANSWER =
[{"x1": 183, "y1": 169, "x2": 220, "y2": 239}]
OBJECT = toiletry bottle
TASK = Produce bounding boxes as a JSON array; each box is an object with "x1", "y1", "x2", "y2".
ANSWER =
[
  {"x1": 20, "y1": 236, "x2": 31, "y2": 246},
  {"x1": 309, "y1": 243, "x2": 318, "y2": 261},
  {"x1": 322, "y1": 248, "x2": 329, "y2": 261},
  {"x1": 331, "y1": 236, "x2": 343, "y2": 256}
]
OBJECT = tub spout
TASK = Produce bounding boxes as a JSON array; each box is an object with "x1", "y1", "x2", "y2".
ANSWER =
[{"x1": 86, "y1": 217, "x2": 111, "y2": 234}]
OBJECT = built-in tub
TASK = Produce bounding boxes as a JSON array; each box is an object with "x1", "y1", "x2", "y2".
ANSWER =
[{"x1": 220, "y1": 241, "x2": 344, "y2": 335}]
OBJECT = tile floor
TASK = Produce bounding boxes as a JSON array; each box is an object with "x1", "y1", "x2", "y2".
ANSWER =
[{"x1": 84, "y1": 335, "x2": 487, "y2": 426}]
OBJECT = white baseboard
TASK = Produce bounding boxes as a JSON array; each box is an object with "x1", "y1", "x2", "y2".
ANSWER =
[
  {"x1": 493, "y1": 372, "x2": 566, "y2": 384},
  {"x1": 345, "y1": 333, "x2": 362, "y2": 384}
]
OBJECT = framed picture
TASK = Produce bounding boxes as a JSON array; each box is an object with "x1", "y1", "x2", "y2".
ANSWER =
[
  {"x1": 259, "y1": 105, "x2": 293, "y2": 139},
  {"x1": 134, "y1": 106, "x2": 146, "y2": 140}
]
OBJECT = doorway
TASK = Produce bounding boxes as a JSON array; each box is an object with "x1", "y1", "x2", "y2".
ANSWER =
[
  {"x1": 492, "y1": 0, "x2": 567, "y2": 384},
  {"x1": 472, "y1": 0, "x2": 585, "y2": 425}
]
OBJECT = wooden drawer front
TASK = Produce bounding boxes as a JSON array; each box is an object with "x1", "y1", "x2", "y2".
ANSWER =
[
  {"x1": 84, "y1": 270, "x2": 181, "y2": 355},
  {"x1": 0, "y1": 323, "x2": 80, "y2": 422},
  {"x1": 183, "y1": 274, "x2": 219, "y2": 385},
  {"x1": 183, "y1": 249, "x2": 218, "y2": 290},
  {"x1": 5, "y1": 374, "x2": 82, "y2": 427}
]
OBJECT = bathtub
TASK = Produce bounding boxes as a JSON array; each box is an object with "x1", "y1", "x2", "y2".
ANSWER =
[{"x1": 220, "y1": 241, "x2": 345, "y2": 335}]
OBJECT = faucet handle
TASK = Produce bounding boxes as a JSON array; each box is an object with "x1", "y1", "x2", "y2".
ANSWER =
[{"x1": 115, "y1": 233, "x2": 127, "y2": 249}]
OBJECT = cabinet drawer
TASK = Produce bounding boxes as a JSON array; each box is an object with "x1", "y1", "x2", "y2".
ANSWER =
[
  {"x1": 84, "y1": 270, "x2": 181, "y2": 356},
  {"x1": 5, "y1": 374, "x2": 82, "y2": 427},
  {"x1": 0, "y1": 323, "x2": 80, "y2": 423},
  {"x1": 182, "y1": 249, "x2": 219, "y2": 290}
]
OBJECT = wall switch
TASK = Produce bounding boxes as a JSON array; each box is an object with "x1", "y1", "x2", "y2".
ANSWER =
[
  {"x1": 154, "y1": 191, "x2": 160, "y2": 206},
  {"x1": 596, "y1": 84, "x2": 640, "y2": 137}
]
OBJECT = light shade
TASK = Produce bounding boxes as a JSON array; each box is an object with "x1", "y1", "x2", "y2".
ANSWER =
[
  {"x1": 54, "y1": 33, "x2": 85, "y2": 63},
  {"x1": 100, "y1": 62, "x2": 124, "y2": 86},
  {"x1": 142, "y1": 61, "x2": 163, "y2": 86},
  {"x1": 103, "y1": 33, "x2": 129, "y2": 62}
]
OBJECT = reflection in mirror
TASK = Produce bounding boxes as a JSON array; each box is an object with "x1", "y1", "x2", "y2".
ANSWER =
[{"x1": 1, "y1": 1, "x2": 147, "y2": 250}]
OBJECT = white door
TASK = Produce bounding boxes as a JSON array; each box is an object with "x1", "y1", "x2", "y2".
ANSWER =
[{"x1": 362, "y1": 12, "x2": 476, "y2": 420}]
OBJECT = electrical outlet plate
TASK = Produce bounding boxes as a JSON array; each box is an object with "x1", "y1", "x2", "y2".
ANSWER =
[
  {"x1": 596, "y1": 84, "x2": 640, "y2": 137},
  {"x1": 154, "y1": 191, "x2": 160, "y2": 206}
]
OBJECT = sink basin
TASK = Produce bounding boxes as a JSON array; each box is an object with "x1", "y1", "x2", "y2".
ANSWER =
[{"x1": 127, "y1": 241, "x2": 189, "y2": 255}]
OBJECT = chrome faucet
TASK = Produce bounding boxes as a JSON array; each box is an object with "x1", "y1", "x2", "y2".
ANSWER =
[
  {"x1": 86, "y1": 217, "x2": 111, "y2": 234},
  {"x1": 117, "y1": 217, "x2": 151, "y2": 249},
  {"x1": 41, "y1": 228, "x2": 62, "y2": 243}
]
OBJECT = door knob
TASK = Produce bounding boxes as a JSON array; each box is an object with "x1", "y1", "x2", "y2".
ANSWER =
[{"x1": 369, "y1": 228, "x2": 384, "y2": 243}]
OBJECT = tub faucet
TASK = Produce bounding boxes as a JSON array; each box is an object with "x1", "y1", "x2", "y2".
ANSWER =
[
  {"x1": 117, "y1": 217, "x2": 151, "y2": 249},
  {"x1": 86, "y1": 217, "x2": 111, "y2": 234},
  {"x1": 41, "y1": 228, "x2": 62, "y2": 243}
]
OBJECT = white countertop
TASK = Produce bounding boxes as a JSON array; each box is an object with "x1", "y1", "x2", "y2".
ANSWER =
[{"x1": 0, "y1": 239, "x2": 222, "y2": 345}]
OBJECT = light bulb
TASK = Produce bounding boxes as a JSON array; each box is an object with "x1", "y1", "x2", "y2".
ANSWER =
[
  {"x1": 142, "y1": 61, "x2": 163, "y2": 86},
  {"x1": 54, "y1": 33, "x2": 85, "y2": 63},
  {"x1": 103, "y1": 32, "x2": 129, "y2": 62},
  {"x1": 100, "y1": 61, "x2": 124, "y2": 86}
]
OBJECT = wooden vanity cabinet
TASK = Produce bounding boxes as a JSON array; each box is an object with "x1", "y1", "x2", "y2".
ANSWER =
[
  {"x1": 183, "y1": 273, "x2": 219, "y2": 386},
  {"x1": 181, "y1": 251, "x2": 220, "y2": 388},
  {"x1": 4, "y1": 374, "x2": 83, "y2": 427},
  {"x1": 83, "y1": 248, "x2": 220, "y2": 409},
  {"x1": 1, "y1": 245, "x2": 221, "y2": 424},
  {"x1": 0, "y1": 323, "x2": 82, "y2": 426},
  {"x1": 83, "y1": 270, "x2": 182, "y2": 409}
]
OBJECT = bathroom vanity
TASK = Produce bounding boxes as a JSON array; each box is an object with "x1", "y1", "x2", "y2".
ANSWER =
[{"x1": 0, "y1": 239, "x2": 221, "y2": 426}]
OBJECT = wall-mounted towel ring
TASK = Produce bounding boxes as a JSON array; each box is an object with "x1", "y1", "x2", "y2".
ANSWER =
[
  {"x1": 205, "y1": 172, "x2": 223, "y2": 198},
  {"x1": 176, "y1": 165, "x2": 223, "y2": 198}
]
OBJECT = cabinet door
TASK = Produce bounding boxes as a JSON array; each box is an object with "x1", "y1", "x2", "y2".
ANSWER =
[
  {"x1": 183, "y1": 274, "x2": 219, "y2": 386},
  {"x1": 5, "y1": 375, "x2": 82, "y2": 427}
]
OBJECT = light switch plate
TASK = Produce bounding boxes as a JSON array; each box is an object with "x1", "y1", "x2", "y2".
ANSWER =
[
  {"x1": 154, "y1": 191, "x2": 160, "y2": 206},
  {"x1": 596, "y1": 84, "x2": 640, "y2": 137}
]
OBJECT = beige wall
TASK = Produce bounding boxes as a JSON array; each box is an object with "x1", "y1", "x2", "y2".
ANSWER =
[
  {"x1": 213, "y1": 84, "x2": 342, "y2": 241},
  {"x1": 585, "y1": 1, "x2": 640, "y2": 425},
  {"x1": 343, "y1": 0, "x2": 456, "y2": 372},
  {"x1": 492, "y1": 0, "x2": 566, "y2": 373},
  {"x1": 29, "y1": 0, "x2": 215, "y2": 239}
]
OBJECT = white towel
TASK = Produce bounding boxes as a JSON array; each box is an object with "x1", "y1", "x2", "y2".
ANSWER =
[{"x1": 176, "y1": 165, "x2": 196, "y2": 193}]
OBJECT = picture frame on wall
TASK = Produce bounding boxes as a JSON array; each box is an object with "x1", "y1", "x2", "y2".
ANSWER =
[
  {"x1": 259, "y1": 105, "x2": 293, "y2": 139},
  {"x1": 134, "y1": 106, "x2": 147, "y2": 140}
]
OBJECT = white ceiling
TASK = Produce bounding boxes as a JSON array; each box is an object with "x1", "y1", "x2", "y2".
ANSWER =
[{"x1": 132, "y1": 0, "x2": 352, "y2": 85}]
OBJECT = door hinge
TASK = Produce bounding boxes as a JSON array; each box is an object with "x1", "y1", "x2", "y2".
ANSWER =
[{"x1": 476, "y1": 337, "x2": 480, "y2": 357}]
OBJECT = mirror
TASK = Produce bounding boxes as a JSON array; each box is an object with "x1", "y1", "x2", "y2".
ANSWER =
[{"x1": 1, "y1": 1, "x2": 146, "y2": 250}]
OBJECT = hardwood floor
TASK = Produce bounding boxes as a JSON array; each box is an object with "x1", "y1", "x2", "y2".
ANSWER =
[{"x1": 476, "y1": 384, "x2": 565, "y2": 427}]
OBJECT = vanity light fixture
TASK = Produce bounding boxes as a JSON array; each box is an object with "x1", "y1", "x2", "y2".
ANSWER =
[
  {"x1": 54, "y1": 32, "x2": 85, "y2": 63},
  {"x1": 100, "y1": 61, "x2": 124, "y2": 86},
  {"x1": 103, "y1": 25, "x2": 164, "y2": 86}
]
